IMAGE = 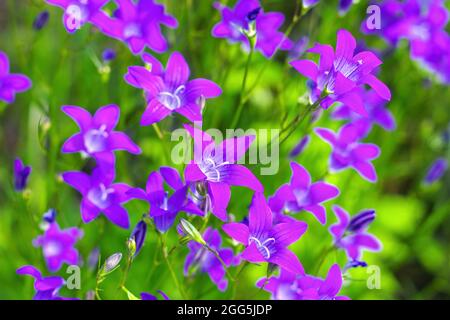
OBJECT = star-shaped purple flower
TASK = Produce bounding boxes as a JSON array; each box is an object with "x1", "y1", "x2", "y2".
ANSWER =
[
  {"x1": 33, "y1": 222, "x2": 83, "y2": 272},
  {"x1": 13, "y1": 157, "x2": 32, "y2": 192},
  {"x1": 332, "y1": 89, "x2": 396, "y2": 137},
  {"x1": 269, "y1": 162, "x2": 340, "y2": 225},
  {"x1": 290, "y1": 29, "x2": 391, "y2": 116},
  {"x1": 257, "y1": 264, "x2": 350, "y2": 300},
  {"x1": 223, "y1": 193, "x2": 307, "y2": 275},
  {"x1": 45, "y1": 0, "x2": 109, "y2": 33},
  {"x1": 212, "y1": 0, "x2": 292, "y2": 58},
  {"x1": 329, "y1": 205, "x2": 381, "y2": 260},
  {"x1": 62, "y1": 166, "x2": 133, "y2": 229},
  {"x1": 183, "y1": 124, "x2": 263, "y2": 221},
  {"x1": 17, "y1": 265, "x2": 75, "y2": 300},
  {"x1": 0, "y1": 51, "x2": 32, "y2": 104},
  {"x1": 127, "y1": 167, "x2": 200, "y2": 233},
  {"x1": 315, "y1": 123, "x2": 381, "y2": 183},
  {"x1": 125, "y1": 52, "x2": 222, "y2": 125},
  {"x1": 61, "y1": 104, "x2": 141, "y2": 166},
  {"x1": 184, "y1": 227, "x2": 238, "y2": 291},
  {"x1": 94, "y1": 0, "x2": 178, "y2": 54}
]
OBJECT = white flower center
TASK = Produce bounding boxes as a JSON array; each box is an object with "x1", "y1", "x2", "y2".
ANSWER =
[
  {"x1": 84, "y1": 124, "x2": 108, "y2": 153},
  {"x1": 87, "y1": 183, "x2": 114, "y2": 209},
  {"x1": 249, "y1": 236, "x2": 276, "y2": 259},
  {"x1": 158, "y1": 85, "x2": 186, "y2": 110}
]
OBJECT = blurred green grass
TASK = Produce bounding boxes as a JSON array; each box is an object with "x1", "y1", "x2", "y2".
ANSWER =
[{"x1": 0, "y1": 0, "x2": 449, "y2": 300}]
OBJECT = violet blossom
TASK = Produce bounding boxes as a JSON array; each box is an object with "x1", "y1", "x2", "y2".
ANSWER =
[
  {"x1": 129, "y1": 220, "x2": 147, "y2": 257},
  {"x1": 315, "y1": 123, "x2": 381, "y2": 183},
  {"x1": 141, "y1": 291, "x2": 169, "y2": 300},
  {"x1": 290, "y1": 29, "x2": 391, "y2": 116},
  {"x1": 289, "y1": 135, "x2": 310, "y2": 158},
  {"x1": 125, "y1": 52, "x2": 222, "y2": 125},
  {"x1": 424, "y1": 157, "x2": 448, "y2": 184},
  {"x1": 184, "y1": 124, "x2": 264, "y2": 221},
  {"x1": 0, "y1": 51, "x2": 32, "y2": 104},
  {"x1": 13, "y1": 157, "x2": 32, "y2": 192},
  {"x1": 223, "y1": 193, "x2": 307, "y2": 274},
  {"x1": 33, "y1": 222, "x2": 83, "y2": 272},
  {"x1": 33, "y1": 10, "x2": 50, "y2": 30},
  {"x1": 329, "y1": 205, "x2": 381, "y2": 260},
  {"x1": 212, "y1": 0, "x2": 293, "y2": 58}
]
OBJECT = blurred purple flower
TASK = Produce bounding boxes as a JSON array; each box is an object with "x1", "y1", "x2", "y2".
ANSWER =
[
  {"x1": 13, "y1": 157, "x2": 31, "y2": 192},
  {"x1": 291, "y1": 29, "x2": 391, "y2": 116},
  {"x1": 0, "y1": 51, "x2": 32, "y2": 104},
  {"x1": 223, "y1": 193, "x2": 307, "y2": 274},
  {"x1": 424, "y1": 157, "x2": 448, "y2": 184},
  {"x1": 141, "y1": 290, "x2": 169, "y2": 300},
  {"x1": 329, "y1": 205, "x2": 381, "y2": 260},
  {"x1": 268, "y1": 162, "x2": 339, "y2": 224},
  {"x1": 304, "y1": 0, "x2": 354, "y2": 15},
  {"x1": 45, "y1": 0, "x2": 109, "y2": 33},
  {"x1": 102, "y1": 48, "x2": 116, "y2": 62},
  {"x1": 88, "y1": 247, "x2": 100, "y2": 270},
  {"x1": 61, "y1": 104, "x2": 141, "y2": 166},
  {"x1": 183, "y1": 124, "x2": 263, "y2": 221},
  {"x1": 94, "y1": 0, "x2": 178, "y2": 54},
  {"x1": 62, "y1": 166, "x2": 133, "y2": 229},
  {"x1": 289, "y1": 135, "x2": 310, "y2": 158},
  {"x1": 315, "y1": 123, "x2": 381, "y2": 183},
  {"x1": 257, "y1": 264, "x2": 349, "y2": 300},
  {"x1": 33, "y1": 222, "x2": 83, "y2": 272},
  {"x1": 17, "y1": 265, "x2": 75, "y2": 300},
  {"x1": 212, "y1": 0, "x2": 293, "y2": 58},
  {"x1": 125, "y1": 52, "x2": 222, "y2": 125},
  {"x1": 33, "y1": 10, "x2": 50, "y2": 30},
  {"x1": 184, "y1": 227, "x2": 238, "y2": 291}
]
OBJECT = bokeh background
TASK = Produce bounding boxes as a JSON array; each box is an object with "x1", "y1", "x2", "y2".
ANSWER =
[{"x1": 0, "y1": 0, "x2": 449, "y2": 300}]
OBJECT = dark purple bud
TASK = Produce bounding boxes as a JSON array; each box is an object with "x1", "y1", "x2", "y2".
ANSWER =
[
  {"x1": 13, "y1": 158, "x2": 31, "y2": 192},
  {"x1": 246, "y1": 7, "x2": 261, "y2": 22},
  {"x1": 424, "y1": 158, "x2": 448, "y2": 185},
  {"x1": 289, "y1": 135, "x2": 310, "y2": 158},
  {"x1": 130, "y1": 220, "x2": 147, "y2": 257},
  {"x1": 102, "y1": 48, "x2": 116, "y2": 62},
  {"x1": 43, "y1": 209, "x2": 57, "y2": 224},
  {"x1": 344, "y1": 260, "x2": 368, "y2": 272},
  {"x1": 347, "y1": 210, "x2": 375, "y2": 233},
  {"x1": 33, "y1": 11, "x2": 49, "y2": 30}
]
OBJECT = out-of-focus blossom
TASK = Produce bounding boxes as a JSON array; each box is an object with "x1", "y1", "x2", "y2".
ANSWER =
[
  {"x1": 0, "y1": 51, "x2": 32, "y2": 104},
  {"x1": 315, "y1": 123, "x2": 381, "y2": 183},
  {"x1": 141, "y1": 290, "x2": 169, "y2": 300},
  {"x1": 223, "y1": 193, "x2": 307, "y2": 274},
  {"x1": 329, "y1": 205, "x2": 381, "y2": 260},
  {"x1": 62, "y1": 166, "x2": 133, "y2": 229},
  {"x1": 291, "y1": 29, "x2": 391, "y2": 116},
  {"x1": 184, "y1": 227, "x2": 238, "y2": 291},
  {"x1": 257, "y1": 264, "x2": 350, "y2": 300},
  {"x1": 33, "y1": 10, "x2": 50, "y2": 30},
  {"x1": 303, "y1": 0, "x2": 354, "y2": 15},
  {"x1": 33, "y1": 222, "x2": 83, "y2": 272},
  {"x1": 102, "y1": 48, "x2": 116, "y2": 62},
  {"x1": 45, "y1": 0, "x2": 109, "y2": 33},
  {"x1": 13, "y1": 157, "x2": 32, "y2": 192},
  {"x1": 268, "y1": 162, "x2": 339, "y2": 224},
  {"x1": 289, "y1": 135, "x2": 310, "y2": 158},
  {"x1": 40, "y1": 209, "x2": 57, "y2": 230},
  {"x1": 16, "y1": 265, "x2": 75, "y2": 300},
  {"x1": 184, "y1": 125, "x2": 263, "y2": 221},
  {"x1": 289, "y1": 36, "x2": 309, "y2": 60},
  {"x1": 125, "y1": 52, "x2": 222, "y2": 125},
  {"x1": 424, "y1": 157, "x2": 448, "y2": 184},
  {"x1": 212, "y1": 0, "x2": 293, "y2": 58},
  {"x1": 61, "y1": 104, "x2": 141, "y2": 166},
  {"x1": 94, "y1": 0, "x2": 178, "y2": 54}
]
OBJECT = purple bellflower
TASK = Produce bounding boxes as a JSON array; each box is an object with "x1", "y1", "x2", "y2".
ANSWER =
[
  {"x1": 303, "y1": 0, "x2": 354, "y2": 15},
  {"x1": 45, "y1": 0, "x2": 109, "y2": 33},
  {"x1": 290, "y1": 29, "x2": 391, "y2": 116},
  {"x1": 94, "y1": 0, "x2": 178, "y2": 54},
  {"x1": 33, "y1": 10, "x2": 50, "y2": 30},
  {"x1": 258, "y1": 264, "x2": 349, "y2": 300},
  {"x1": 424, "y1": 157, "x2": 448, "y2": 184},
  {"x1": 332, "y1": 89, "x2": 396, "y2": 137},
  {"x1": 223, "y1": 193, "x2": 307, "y2": 275},
  {"x1": 33, "y1": 222, "x2": 83, "y2": 272},
  {"x1": 268, "y1": 162, "x2": 339, "y2": 225},
  {"x1": 125, "y1": 52, "x2": 222, "y2": 125},
  {"x1": 183, "y1": 124, "x2": 264, "y2": 221},
  {"x1": 212, "y1": 0, "x2": 293, "y2": 58},
  {"x1": 127, "y1": 166, "x2": 200, "y2": 233},
  {"x1": 329, "y1": 205, "x2": 381, "y2": 260},
  {"x1": 130, "y1": 220, "x2": 147, "y2": 257},
  {"x1": 62, "y1": 166, "x2": 133, "y2": 229},
  {"x1": 184, "y1": 227, "x2": 237, "y2": 291},
  {"x1": 16, "y1": 265, "x2": 73, "y2": 300},
  {"x1": 13, "y1": 157, "x2": 32, "y2": 192},
  {"x1": 61, "y1": 104, "x2": 141, "y2": 166},
  {"x1": 315, "y1": 123, "x2": 381, "y2": 183},
  {"x1": 141, "y1": 291, "x2": 169, "y2": 300},
  {"x1": 0, "y1": 51, "x2": 32, "y2": 104}
]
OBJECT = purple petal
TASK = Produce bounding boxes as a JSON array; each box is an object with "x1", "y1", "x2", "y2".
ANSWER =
[
  {"x1": 207, "y1": 182, "x2": 231, "y2": 221},
  {"x1": 159, "y1": 166, "x2": 184, "y2": 190},
  {"x1": 290, "y1": 60, "x2": 319, "y2": 81},
  {"x1": 273, "y1": 221, "x2": 308, "y2": 246},
  {"x1": 335, "y1": 29, "x2": 356, "y2": 61},
  {"x1": 93, "y1": 104, "x2": 120, "y2": 131},
  {"x1": 184, "y1": 163, "x2": 206, "y2": 182},
  {"x1": 352, "y1": 144, "x2": 380, "y2": 161},
  {"x1": 303, "y1": 204, "x2": 327, "y2": 225},
  {"x1": 104, "y1": 205, "x2": 130, "y2": 229},
  {"x1": 165, "y1": 52, "x2": 190, "y2": 88},
  {"x1": 307, "y1": 43, "x2": 335, "y2": 71},
  {"x1": 61, "y1": 106, "x2": 92, "y2": 132},
  {"x1": 0, "y1": 51, "x2": 9, "y2": 76},
  {"x1": 352, "y1": 161, "x2": 378, "y2": 182},
  {"x1": 309, "y1": 182, "x2": 340, "y2": 203},
  {"x1": 269, "y1": 248, "x2": 304, "y2": 275},
  {"x1": 61, "y1": 133, "x2": 84, "y2": 153},
  {"x1": 241, "y1": 242, "x2": 266, "y2": 263},
  {"x1": 248, "y1": 192, "x2": 272, "y2": 235},
  {"x1": 314, "y1": 128, "x2": 337, "y2": 145},
  {"x1": 185, "y1": 79, "x2": 222, "y2": 100},
  {"x1": 4, "y1": 74, "x2": 32, "y2": 91},
  {"x1": 126, "y1": 66, "x2": 165, "y2": 97},
  {"x1": 318, "y1": 264, "x2": 342, "y2": 298},
  {"x1": 140, "y1": 99, "x2": 172, "y2": 126},
  {"x1": 62, "y1": 171, "x2": 91, "y2": 195},
  {"x1": 290, "y1": 162, "x2": 311, "y2": 191},
  {"x1": 108, "y1": 132, "x2": 141, "y2": 154},
  {"x1": 218, "y1": 164, "x2": 264, "y2": 192},
  {"x1": 175, "y1": 103, "x2": 202, "y2": 123},
  {"x1": 329, "y1": 205, "x2": 349, "y2": 239},
  {"x1": 16, "y1": 265, "x2": 41, "y2": 279},
  {"x1": 146, "y1": 171, "x2": 164, "y2": 194},
  {"x1": 338, "y1": 92, "x2": 367, "y2": 116},
  {"x1": 222, "y1": 223, "x2": 250, "y2": 245},
  {"x1": 217, "y1": 135, "x2": 255, "y2": 164},
  {"x1": 80, "y1": 199, "x2": 101, "y2": 223}
]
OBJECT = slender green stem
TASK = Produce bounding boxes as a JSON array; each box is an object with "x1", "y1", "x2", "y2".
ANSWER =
[
  {"x1": 315, "y1": 245, "x2": 335, "y2": 275},
  {"x1": 231, "y1": 261, "x2": 249, "y2": 299}
]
